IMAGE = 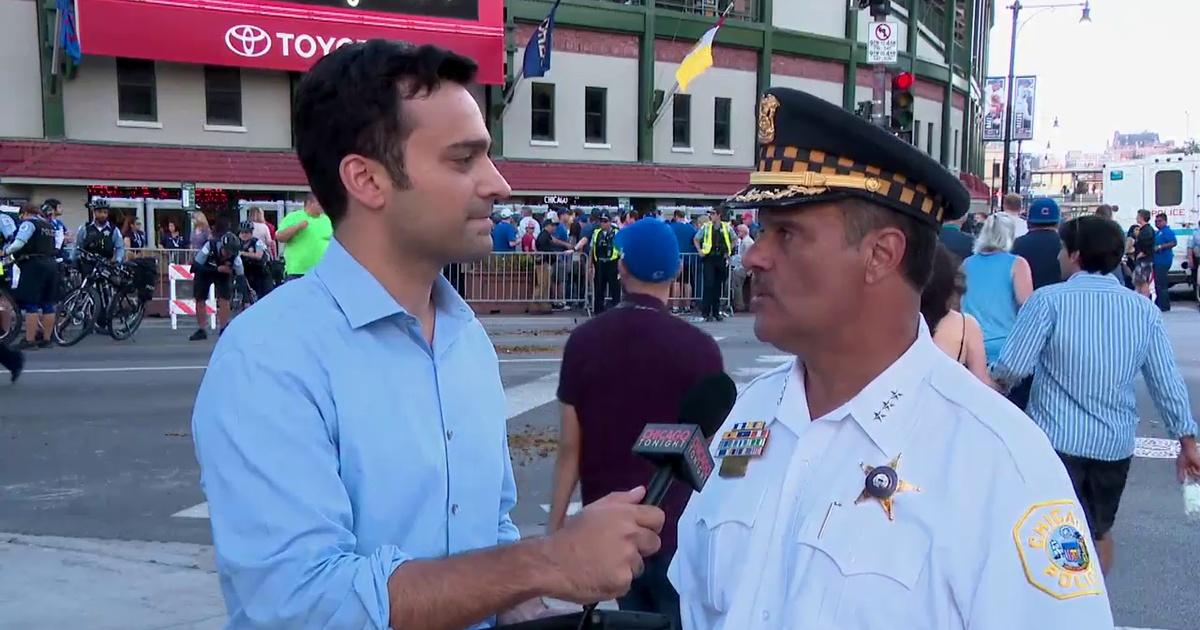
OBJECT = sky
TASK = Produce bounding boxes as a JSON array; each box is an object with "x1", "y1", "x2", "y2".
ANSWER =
[{"x1": 986, "y1": 0, "x2": 1195, "y2": 154}]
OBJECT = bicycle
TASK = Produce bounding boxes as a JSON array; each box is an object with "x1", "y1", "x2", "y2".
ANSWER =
[
  {"x1": 54, "y1": 252, "x2": 154, "y2": 346},
  {"x1": 0, "y1": 269, "x2": 20, "y2": 346}
]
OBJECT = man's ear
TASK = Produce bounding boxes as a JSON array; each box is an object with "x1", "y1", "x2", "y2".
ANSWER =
[
  {"x1": 862, "y1": 227, "x2": 907, "y2": 286},
  {"x1": 339, "y1": 154, "x2": 390, "y2": 212}
]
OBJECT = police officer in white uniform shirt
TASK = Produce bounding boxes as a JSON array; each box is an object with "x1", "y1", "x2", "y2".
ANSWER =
[{"x1": 668, "y1": 87, "x2": 1115, "y2": 629}]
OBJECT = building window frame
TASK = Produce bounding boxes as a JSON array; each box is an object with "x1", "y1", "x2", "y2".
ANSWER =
[
  {"x1": 713, "y1": 96, "x2": 732, "y2": 151},
  {"x1": 530, "y1": 82, "x2": 556, "y2": 143},
  {"x1": 672, "y1": 93, "x2": 692, "y2": 149},
  {"x1": 116, "y1": 58, "x2": 158, "y2": 123},
  {"x1": 204, "y1": 65, "x2": 244, "y2": 128},
  {"x1": 584, "y1": 86, "x2": 607, "y2": 146}
]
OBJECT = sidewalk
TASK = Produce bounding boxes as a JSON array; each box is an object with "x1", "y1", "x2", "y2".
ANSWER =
[{"x1": 0, "y1": 533, "x2": 224, "y2": 630}]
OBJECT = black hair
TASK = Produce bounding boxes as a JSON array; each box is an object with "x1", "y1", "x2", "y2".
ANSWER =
[
  {"x1": 1137, "y1": 209, "x2": 1151, "y2": 223},
  {"x1": 673, "y1": 210, "x2": 685, "y2": 219},
  {"x1": 293, "y1": 40, "x2": 478, "y2": 227},
  {"x1": 920, "y1": 243, "x2": 963, "y2": 330},
  {"x1": 1155, "y1": 212, "x2": 1168, "y2": 222},
  {"x1": 842, "y1": 199, "x2": 938, "y2": 290},
  {"x1": 1059, "y1": 215, "x2": 1125, "y2": 274}
]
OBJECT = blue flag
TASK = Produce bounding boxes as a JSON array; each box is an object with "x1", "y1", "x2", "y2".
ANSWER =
[
  {"x1": 57, "y1": 0, "x2": 82, "y2": 65},
  {"x1": 521, "y1": 0, "x2": 562, "y2": 78}
]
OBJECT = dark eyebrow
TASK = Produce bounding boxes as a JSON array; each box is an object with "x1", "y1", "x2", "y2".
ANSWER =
[{"x1": 444, "y1": 139, "x2": 491, "y2": 154}]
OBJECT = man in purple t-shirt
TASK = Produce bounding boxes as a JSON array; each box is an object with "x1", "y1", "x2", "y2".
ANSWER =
[{"x1": 549, "y1": 218, "x2": 724, "y2": 626}]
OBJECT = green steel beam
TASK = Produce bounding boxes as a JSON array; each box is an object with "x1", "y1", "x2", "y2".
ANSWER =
[
  {"x1": 488, "y1": 8, "x2": 518, "y2": 158},
  {"x1": 37, "y1": 0, "x2": 64, "y2": 139},
  {"x1": 508, "y1": 0, "x2": 644, "y2": 32},
  {"x1": 772, "y1": 29, "x2": 854, "y2": 60},
  {"x1": 637, "y1": 9, "x2": 655, "y2": 162},
  {"x1": 907, "y1": 1, "x2": 920, "y2": 76},
  {"x1": 843, "y1": 5, "x2": 859, "y2": 109},
  {"x1": 941, "y1": 0, "x2": 956, "y2": 167}
]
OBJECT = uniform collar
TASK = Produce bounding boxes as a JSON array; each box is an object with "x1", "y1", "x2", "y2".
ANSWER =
[
  {"x1": 772, "y1": 316, "x2": 937, "y2": 457},
  {"x1": 314, "y1": 239, "x2": 473, "y2": 331}
]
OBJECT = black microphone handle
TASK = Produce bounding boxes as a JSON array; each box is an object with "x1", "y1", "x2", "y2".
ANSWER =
[
  {"x1": 576, "y1": 468, "x2": 674, "y2": 630},
  {"x1": 641, "y1": 466, "x2": 675, "y2": 507}
]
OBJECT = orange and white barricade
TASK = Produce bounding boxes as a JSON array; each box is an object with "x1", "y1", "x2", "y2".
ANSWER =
[{"x1": 168, "y1": 264, "x2": 216, "y2": 330}]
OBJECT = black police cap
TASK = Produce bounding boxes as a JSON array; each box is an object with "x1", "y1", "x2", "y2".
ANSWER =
[{"x1": 726, "y1": 87, "x2": 969, "y2": 225}]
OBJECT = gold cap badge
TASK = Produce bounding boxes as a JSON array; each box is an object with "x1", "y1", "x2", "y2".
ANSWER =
[{"x1": 757, "y1": 94, "x2": 780, "y2": 145}]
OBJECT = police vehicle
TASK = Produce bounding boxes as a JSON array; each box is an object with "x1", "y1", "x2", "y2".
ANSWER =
[{"x1": 1103, "y1": 154, "x2": 1200, "y2": 291}]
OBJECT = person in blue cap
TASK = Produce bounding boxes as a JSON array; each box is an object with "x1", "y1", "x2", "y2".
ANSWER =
[
  {"x1": 551, "y1": 218, "x2": 724, "y2": 629},
  {"x1": 1012, "y1": 197, "x2": 1064, "y2": 291}
]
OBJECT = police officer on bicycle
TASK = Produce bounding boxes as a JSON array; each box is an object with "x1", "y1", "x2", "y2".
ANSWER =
[
  {"x1": 4, "y1": 203, "x2": 59, "y2": 350},
  {"x1": 237, "y1": 221, "x2": 273, "y2": 300},
  {"x1": 189, "y1": 217, "x2": 244, "y2": 341},
  {"x1": 73, "y1": 199, "x2": 125, "y2": 265}
]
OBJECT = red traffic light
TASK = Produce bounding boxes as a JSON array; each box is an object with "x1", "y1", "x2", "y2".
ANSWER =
[{"x1": 893, "y1": 72, "x2": 914, "y2": 91}]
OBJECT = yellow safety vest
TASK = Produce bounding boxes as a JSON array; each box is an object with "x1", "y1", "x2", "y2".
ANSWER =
[
  {"x1": 699, "y1": 222, "x2": 733, "y2": 256},
  {"x1": 590, "y1": 227, "x2": 620, "y2": 261}
]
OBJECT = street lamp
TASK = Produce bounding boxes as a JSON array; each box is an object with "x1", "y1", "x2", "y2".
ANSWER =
[{"x1": 1001, "y1": 1, "x2": 1091, "y2": 196}]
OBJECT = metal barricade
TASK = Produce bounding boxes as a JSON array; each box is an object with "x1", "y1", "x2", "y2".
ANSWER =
[
  {"x1": 124, "y1": 248, "x2": 201, "y2": 317},
  {"x1": 668, "y1": 253, "x2": 734, "y2": 318},
  {"x1": 448, "y1": 252, "x2": 592, "y2": 315}
]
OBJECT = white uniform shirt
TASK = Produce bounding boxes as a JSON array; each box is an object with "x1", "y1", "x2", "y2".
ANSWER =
[{"x1": 669, "y1": 320, "x2": 1114, "y2": 630}]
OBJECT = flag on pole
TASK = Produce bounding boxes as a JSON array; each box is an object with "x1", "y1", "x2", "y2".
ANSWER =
[
  {"x1": 521, "y1": 0, "x2": 563, "y2": 78},
  {"x1": 674, "y1": 15, "x2": 727, "y2": 92},
  {"x1": 57, "y1": 0, "x2": 82, "y2": 65}
]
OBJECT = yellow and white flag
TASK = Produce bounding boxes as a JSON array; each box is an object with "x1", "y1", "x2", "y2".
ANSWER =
[{"x1": 674, "y1": 16, "x2": 726, "y2": 93}]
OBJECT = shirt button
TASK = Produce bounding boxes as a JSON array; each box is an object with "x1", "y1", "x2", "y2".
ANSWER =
[
  {"x1": 446, "y1": 430, "x2": 454, "y2": 441},
  {"x1": 761, "y1": 611, "x2": 770, "y2": 621},
  {"x1": 451, "y1": 504, "x2": 460, "y2": 515}
]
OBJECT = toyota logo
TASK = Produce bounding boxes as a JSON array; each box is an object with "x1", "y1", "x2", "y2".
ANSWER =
[{"x1": 225, "y1": 25, "x2": 272, "y2": 58}]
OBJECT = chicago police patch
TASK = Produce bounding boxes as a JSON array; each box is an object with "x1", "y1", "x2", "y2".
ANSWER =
[{"x1": 1012, "y1": 500, "x2": 1103, "y2": 600}]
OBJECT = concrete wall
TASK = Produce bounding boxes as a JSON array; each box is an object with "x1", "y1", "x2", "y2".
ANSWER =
[
  {"x1": 0, "y1": 0, "x2": 45, "y2": 138},
  {"x1": 29, "y1": 185, "x2": 89, "y2": 230},
  {"x1": 502, "y1": 50, "x2": 638, "y2": 162},
  {"x1": 653, "y1": 63, "x2": 756, "y2": 167},
  {"x1": 914, "y1": 96, "x2": 942, "y2": 162},
  {"x1": 63, "y1": 57, "x2": 293, "y2": 149},
  {"x1": 774, "y1": 0, "x2": 845, "y2": 38},
  {"x1": 949, "y1": 106, "x2": 964, "y2": 171}
]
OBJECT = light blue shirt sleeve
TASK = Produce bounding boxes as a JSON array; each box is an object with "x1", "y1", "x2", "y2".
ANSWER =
[
  {"x1": 1141, "y1": 317, "x2": 1197, "y2": 439},
  {"x1": 991, "y1": 289, "x2": 1052, "y2": 386},
  {"x1": 194, "y1": 242, "x2": 211, "y2": 266},
  {"x1": 192, "y1": 347, "x2": 410, "y2": 629},
  {"x1": 0, "y1": 214, "x2": 16, "y2": 240},
  {"x1": 4, "y1": 221, "x2": 36, "y2": 255},
  {"x1": 112, "y1": 228, "x2": 125, "y2": 262},
  {"x1": 497, "y1": 429, "x2": 520, "y2": 546},
  {"x1": 72, "y1": 225, "x2": 87, "y2": 261}
]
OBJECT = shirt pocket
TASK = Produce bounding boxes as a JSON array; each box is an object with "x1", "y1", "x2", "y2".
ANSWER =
[
  {"x1": 693, "y1": 484, "x2": 767, "y2": 615},
  {"x1": 793, "y1": 504, "x2": 932, "y2": 628}
]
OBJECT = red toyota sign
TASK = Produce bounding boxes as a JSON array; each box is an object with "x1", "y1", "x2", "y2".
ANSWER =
[{"x1": 75, "y1": 0, "x2": 505, "y2": 84}]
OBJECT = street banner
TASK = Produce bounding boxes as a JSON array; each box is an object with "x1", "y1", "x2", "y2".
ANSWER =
[
  {"x1": 1011, "y1": 75, "x2": 1037, "y2": 141},
  {"x1": 983, "y1": 76, "x2": 1007, "y2": 141}
]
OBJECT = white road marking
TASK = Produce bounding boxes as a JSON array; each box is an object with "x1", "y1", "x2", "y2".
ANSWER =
[
  {"x1": 540, "y1": 502, "x2": 582, "y2": 516},
  {"x1": 176, "y1": 372, "x2": 563, "y2": 519}
]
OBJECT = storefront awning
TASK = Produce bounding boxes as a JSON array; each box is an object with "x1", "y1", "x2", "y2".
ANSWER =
[{"x1": 0, "y1": 140, "x2": 751, "y2": 199}]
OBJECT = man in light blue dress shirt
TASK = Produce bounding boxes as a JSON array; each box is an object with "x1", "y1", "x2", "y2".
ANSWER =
[
  {"x1": 192, "y1": 41, "x2": 665, "y2": 630},
  {"x1": 993, "y1": 215, "x2": 1200, "y2": 575}
]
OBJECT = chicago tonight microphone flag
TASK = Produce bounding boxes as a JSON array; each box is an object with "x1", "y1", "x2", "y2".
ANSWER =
[
  {"x1": 674, "y1": 15, "x2": 726, "y2": 92},
  {"x1": 521, "y1": 0, "x2": 563, "y2": 78}
]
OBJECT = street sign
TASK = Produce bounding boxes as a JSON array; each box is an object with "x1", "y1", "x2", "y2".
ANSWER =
[
  {"x1": 867, "y1": 21, "x2": 898, "y2": 64},
  {"x1": 181, "y1": 182, "x2": 196, "y2": 211}
]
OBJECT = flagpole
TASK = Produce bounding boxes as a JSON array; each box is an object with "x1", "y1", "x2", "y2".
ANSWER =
[
  {"x1": 50, "y1": 7, "x2": 63, "y2": 77},
  {"x1": 498, "y1": 67, "x2": 525, "y2": 120},
  {"x1": 649, "y1": 4, "x2": 733, "y2": 129}
]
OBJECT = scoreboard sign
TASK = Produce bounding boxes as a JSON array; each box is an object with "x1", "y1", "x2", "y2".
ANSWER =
[{"x1": 74, "y1": 0, "x2": 504, "y2": 83}]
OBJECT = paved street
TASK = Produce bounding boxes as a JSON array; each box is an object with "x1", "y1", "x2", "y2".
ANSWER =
[{"x1": 1, "y1": 302, "x2": 1199, "y2": 629}]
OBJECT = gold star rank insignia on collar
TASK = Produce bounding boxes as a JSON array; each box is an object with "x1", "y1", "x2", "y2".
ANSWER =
[{"x1": 855, "y1": 454, "x2": 921, "y2": 521}]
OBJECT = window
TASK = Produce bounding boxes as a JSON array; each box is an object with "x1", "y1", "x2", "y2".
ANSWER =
[
  {"x1": 673, "y1": 93, "x2": 692, "y2": 148},
  {"x1": 913, "y1": 120, "x2": 920, "y2": 148},
  {"x1": 584, "y1": 86, "x2": 607, "y2": 144},
  {"x1": 713, "y1": 97, "x2": 732, "y2": 150},
  {"x1": 530, "y1": 83, "x2": 555, "y2": 141},
  {"x1": 1155, "y1": 170, "x2": 1183, "y2": 206},
  {"x1": 926, "y1": 122, "x2": 934, "y2": 154},
  {"x1": 205, "y1": 66, "x2": 243, "y2": 127},
  {"x1": 954, "y1": 130, "x2": 961, "y2": 170},
  {"x1": 653, "y1": 89, "x2": 665, "y2": 113},
  {"x1": 116, "y1": 58, "x2": 157, "y2": 122}
]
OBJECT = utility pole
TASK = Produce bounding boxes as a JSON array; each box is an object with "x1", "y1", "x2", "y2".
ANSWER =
[
  {"x1": 867, "y1": 0, "x2": 891, "y2": 129},
  {"x1": 1000, "y1": 0, "x2": 1021, "y2": 195}
]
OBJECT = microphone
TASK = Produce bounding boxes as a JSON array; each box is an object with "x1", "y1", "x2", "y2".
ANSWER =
[{"x1": 632, "y1": 372, "x2": 738, "y2": 506}]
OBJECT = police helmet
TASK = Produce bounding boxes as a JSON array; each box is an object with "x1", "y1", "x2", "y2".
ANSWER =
[
  {"x1": 88, "y1": 199, "x2": 110, "y2": 211},
  {"x1": 41, "y1": 199, "x2": 61, "y2": 217},
  {"x1": 238, "y1": 220, "x2": 255, "y2": 233}
]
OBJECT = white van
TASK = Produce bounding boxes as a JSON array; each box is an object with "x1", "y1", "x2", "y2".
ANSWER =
[{"x1": 1103, "y1": 154, "x2": 1200, "y2": 288}]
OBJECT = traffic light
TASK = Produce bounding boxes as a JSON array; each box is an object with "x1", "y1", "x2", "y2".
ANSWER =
[
  {"x1": 891, "y1": 71, "x2": 915, "y2": 140},
  {"x1": 859, "y1": 0, "x2": 890, "y2": 18}
]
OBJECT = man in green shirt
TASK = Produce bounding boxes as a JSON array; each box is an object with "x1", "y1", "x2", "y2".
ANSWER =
[{"x1": 277, "y1": 195, "x2": 333, "y2": 277}]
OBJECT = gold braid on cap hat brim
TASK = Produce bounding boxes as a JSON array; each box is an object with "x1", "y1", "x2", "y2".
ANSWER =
[{"x1": 735, "y1": 168, "x2": 946, "y2": 222}]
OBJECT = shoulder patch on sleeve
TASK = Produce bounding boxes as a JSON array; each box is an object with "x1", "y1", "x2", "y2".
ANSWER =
[{"x1": 1012, "y1": 499, "x2": 1104, "y2": 600}]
